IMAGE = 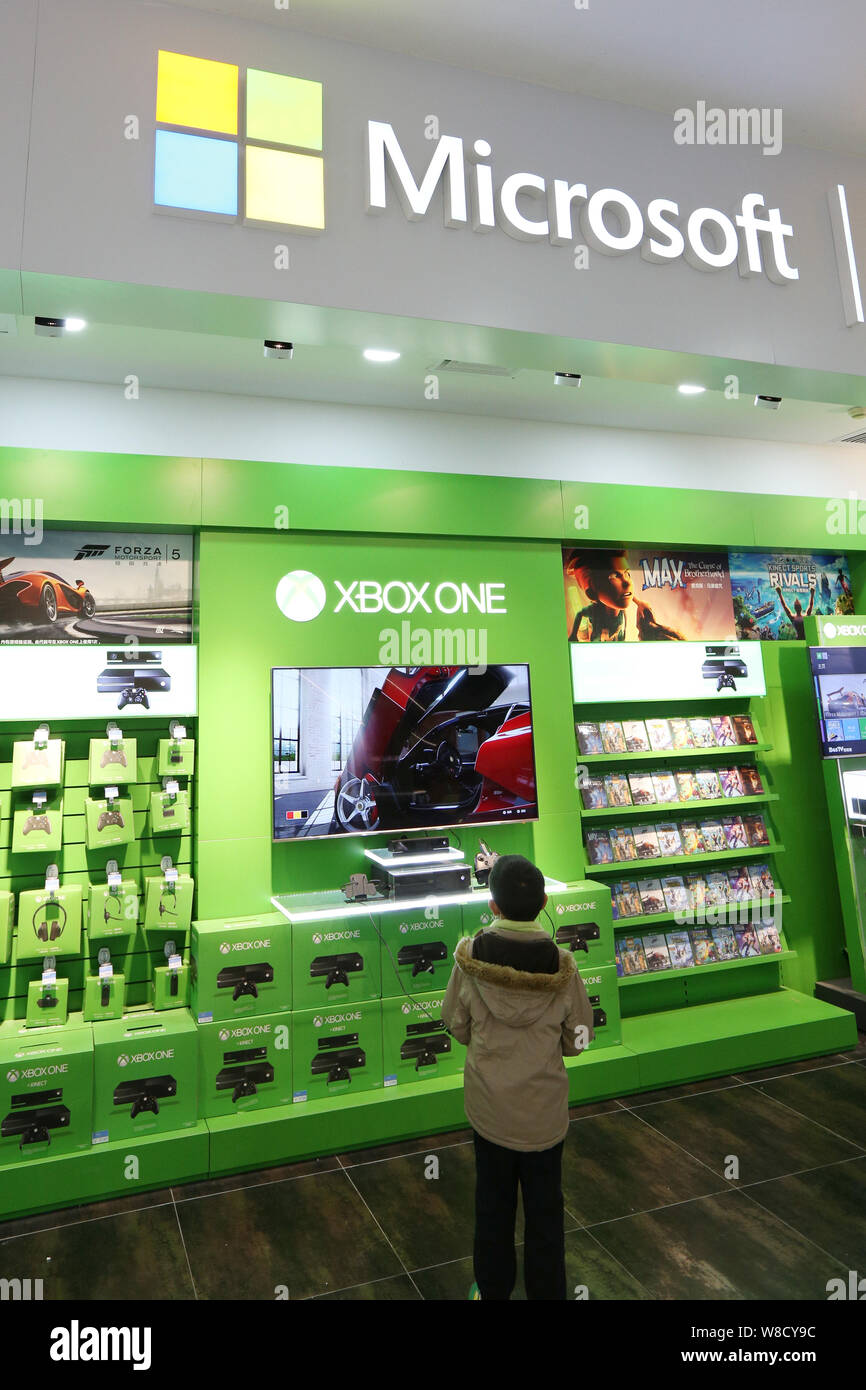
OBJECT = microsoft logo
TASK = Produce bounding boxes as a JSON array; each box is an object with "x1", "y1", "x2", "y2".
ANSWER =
[{"x1": 154, "y1": 50, "x2": 324, "y2": 230}]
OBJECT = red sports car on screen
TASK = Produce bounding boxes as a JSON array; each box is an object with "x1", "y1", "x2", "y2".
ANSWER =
[
  {"x1": 0, "y1": 557, "x2": 96, "y2": 625},
  {"x1": 332, "y1": 665, "x2": 537, "y2": 833}
]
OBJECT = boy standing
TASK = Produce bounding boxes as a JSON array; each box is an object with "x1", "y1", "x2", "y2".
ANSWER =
[{"x1": 442, "y1": 854, "x2": 594, "y2": 1300}]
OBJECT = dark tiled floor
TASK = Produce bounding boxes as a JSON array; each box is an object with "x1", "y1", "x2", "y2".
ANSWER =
[{"x1": 2, "y1": 1043, "x2": 865, "y2": 1300}]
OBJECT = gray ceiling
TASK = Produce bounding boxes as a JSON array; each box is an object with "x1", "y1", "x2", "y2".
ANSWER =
[{"x1": 156, "y1": 0, "x2": 866, "y2": 155}]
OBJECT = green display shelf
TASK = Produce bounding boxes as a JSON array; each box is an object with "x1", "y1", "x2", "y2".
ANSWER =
[
  {"x1": 617, "y1": 949, "x2": 796, "y2": 986},
  {"x1": 589, "y1": 842, "x2": 785, "y2": 874},
  {"x1": 580, "y1": 792, "x2": 779, "y2": 820},
  {"x1": 0, "y1": 1122, "x2": 210, "y2": 1222},
  {"x1": 611, "y1": 893, "x2": 791, "y2": 930},
  {"x1": 206, "y1": 1045, "x2": 641, "y2": 1175},
  {"x1": 621, "y1": 989, "x2": 858, "y2": 1090},
  {"x1": 578, "y1": 743, "x2": 772, "y2": 765}
]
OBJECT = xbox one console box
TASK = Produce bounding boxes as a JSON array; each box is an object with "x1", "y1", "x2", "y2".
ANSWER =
[
  {"x1": 191, "y1": 913, "x2": 291, "y2": 1022},
  {"x1": 382, "y1": 990, "x2": 463, "y2": 1088},
  {"x1": 0, "y1": 1015, "x2": 93, "y2": 1166},
  {"x1": 378, "y1": 905, "x2": 461, "y2": 998},
  {"x1": 91, "y1": 1009, "x2": 198, "y2": 1143},
  {"x1": 575, "y1": 964, "x2": 621, "y2": 1050},
  {"x1": 292, "y1": 1000, "x2": 383, "y2": 1103},
  {"x1": 292, "y1": 914, "x2": 382, "y2": 1007},
  {"x1": 84, "y1": 795, "x2": 135, "y2": 850},
  {"x1": 198, "y1": 1009, "x2": 292, "y2": 1118},
  {"x1": 88, "y1": 736, "x2": 138, "y2": 786}
]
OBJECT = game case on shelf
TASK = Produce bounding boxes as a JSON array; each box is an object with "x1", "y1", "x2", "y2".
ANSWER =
[
  {"x1": 662, "y1": 876, "x2": 690, "y2": 914},
  {"x1": 623, "y1": 719, "x2": 650, "y2": 752},
  {"x1": 666, "y1": 929, "x2": 695, "y2": 968},
  {"x1": 720, "y1": 766, "x2": 746, "y2": 798},
  {"x1": 656, "y1": 822, "x2": 684, "y2": 856},
  {"x1": 711, "y1": 925, "x2": 739, "y2": 960},
  {"x1": 633, "y1": 825, "x2": 661, "y2": 860},
  {"x1": 600, "y1": 721, "x2": 627, "y2": 754},
  {"x1": 701, "y1": 820, "x2": 728, "y2": 853},
  {"x1": 669, "y1": 718, "x2": 696, "y2": 750},
  {"x1": 696, "y1": 768, "x2": 723, "y2": 799},
  {"x1": 643, "y1": 933, "x2": 672, "y2": 971},
  {"x1": 722, "y1": 815, "x2": 748, "y2": 850},
  {"x1": 711, "y1": 715, "x2": 737, "y2": 746},
  {"x1": 613, "y1": 880, "x2": 643, "y2": 920},
  {"x1": 586, "y1": 828, "x2": 614, "y2": 865},
  {"x1": 680, "y1": 821, "x2": 707, "y2": 855},
  {"x1": 629, "y1": 772, "x2": 657, "y2": 805},
  {"x1": 689, "y1": 717, "x2": 717, "y2": 748},
  {"x1": 618, "y1": 936, "x2": 648, "y2": 975},
  {"x1": 646, "y1": 718, "x2": 673, "y2": 751},
  {"x1": 675, "y1": 769, "x2": 701, "y2": 802},
  {"x1": 742, "y1": 813, "x2": 770, "y2": 847},
  {"x1": 732, "y1": 714, "x2": 758, "y2": 745},
  {"x1": 652, "y1": 770, "x2": 679, "y2": 803},
  {"x1": 637, "y1": 878, "x2": 666, "y2": 914},
  {"x1": 576, "y1": 722, "x2": 603, "y2": 755},
  {"x1": 691, "y1": 928, "x2": 720, "y2": 964},
  {"x1": 581, "y1": 777, "x2": 608, "y2": 810},
  {"x1": 610, "y1": 826, "x2": 637, "y2": 862},
  {"x1": 604, "y1": 772, "x2": 633, "y2": 807}
]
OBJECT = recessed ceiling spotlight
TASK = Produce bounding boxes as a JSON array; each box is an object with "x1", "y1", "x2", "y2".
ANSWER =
[
  {"x1": 34, "y1": 315, "x2": 87, "y2": 337},
  {"x1": 754, "y1": 394, "x2": 782, "y2": 410},
  {"x1": 363, "y1": 348, "x2": 400, "y2": 363},
  {"x1": 263, "y1": 340, "x2": 294, "y2": 359},
  {"x1": 554, "y1": 371, "x2": 582, "y2": 387},
  {"x1": 677, "y1": 383, "x2": 706, "y2": 395}
]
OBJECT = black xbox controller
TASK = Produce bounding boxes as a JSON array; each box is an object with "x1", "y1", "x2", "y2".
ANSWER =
[
  {"x1": 118, "y1": 687, "x2": 149, "y2": 711},
  {"x1": 97, "y1": 807, "x2": 125, "y2": 832}
]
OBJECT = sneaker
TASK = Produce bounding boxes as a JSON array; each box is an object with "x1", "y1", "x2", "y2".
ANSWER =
[{"x1": 467, "y1": 1282, "x2": 481, "y2": 1300}]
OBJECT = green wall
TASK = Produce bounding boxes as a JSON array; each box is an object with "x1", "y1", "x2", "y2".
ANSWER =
[{"x1": 0, "y1": 443, "x2": 860, "y2": 997}]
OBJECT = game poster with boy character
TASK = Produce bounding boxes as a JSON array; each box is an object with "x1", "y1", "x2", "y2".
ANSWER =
[
  {"x1": 729, "y1": 552, "x2": 853, "y2": 640},
  {"x1": 563, "y1": 547, "x2": 735, "y2": 642}
]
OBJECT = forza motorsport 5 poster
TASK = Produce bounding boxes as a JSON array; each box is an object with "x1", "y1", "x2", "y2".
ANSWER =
[
  {"x1": 729, "y1": 552, "x2": 854, "y2": 640},
  {"x1": 562, "y1": 546, "x2": 735, "y2": 643},
  {"x1": 0, "y1": 531, "x2": 193, "y2": 644}
]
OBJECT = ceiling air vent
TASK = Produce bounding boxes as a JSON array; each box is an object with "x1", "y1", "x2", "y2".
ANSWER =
[
  {"x1": 840, "y1": 432, "x2": 866, "y2": 445},
  {"x1": 432, "y1": 359, "x2": 515, "y2": 377}
]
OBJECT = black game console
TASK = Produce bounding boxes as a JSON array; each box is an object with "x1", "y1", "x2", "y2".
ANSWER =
[
  {"x1": 400, "y1": 1019, "x2": 451, "y2": 1071},
  {"x1": 216, "y1": 962, "x2": 274, "y2": 1001},
  {"x1": 309, "y1": 952, "x2": 364, "y2": 989},
  {"x1": 387, "y1": 836, "x2": 450, "y2": 856},
  {"x1": 215, "y1": 1055, "x2": 275, "y2": 1104},
  {"x1": 2, "y1": 1091, "x2": 70, "y2": 1149},
  {"x1": 396, "y1": 941, "x2": 448, "y2": 977},
  {"x1": 113, "y1": 1074, "x2": 176, "y2": 1119},
  {"x1": 390, "y1": 865, "x2": 471, "y2": 899},
  {"x1": 554, "y1": 922, "x2": 600, "y2": 953},
  {"x1": 311, "y1": 1032, "x2": 366, "y2": 1084}
]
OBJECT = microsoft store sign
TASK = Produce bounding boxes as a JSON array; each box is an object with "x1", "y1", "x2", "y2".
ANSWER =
[
  {"x1": 366, "y1": 121, "x2": 799, "y2": 281},
  {"x1": 276, "y1": 569, "x2": 507, "y2": 622}
]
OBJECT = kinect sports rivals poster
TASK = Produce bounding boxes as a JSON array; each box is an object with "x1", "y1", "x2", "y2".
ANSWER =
[
  {"x1": 729, "y1": 552, "x2": 854, "y2": 641},
  {"x1": 562, "y1": 547, "x2": 736, "y2": 643},
  {"x1": 0, "y1": 531, "x2": 193, "y2": 644}
]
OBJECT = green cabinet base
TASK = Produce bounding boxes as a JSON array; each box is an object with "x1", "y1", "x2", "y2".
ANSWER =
[{"x1": 0, "y1": 1122, "x2": 210, "y2": 1222}]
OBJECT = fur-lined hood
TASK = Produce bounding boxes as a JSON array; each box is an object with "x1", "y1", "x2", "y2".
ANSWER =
[{"x1": 454, "y1": 935, "x2": 576, "y2": 1026}]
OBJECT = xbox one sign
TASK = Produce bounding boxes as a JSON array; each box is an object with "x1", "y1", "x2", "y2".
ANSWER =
[{"x1": 277, "y1": 569, "x2": 507, "y2": 622}]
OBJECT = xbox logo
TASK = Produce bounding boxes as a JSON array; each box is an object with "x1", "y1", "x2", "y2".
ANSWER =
[
  {"x1": 6, "y1": 1069, "x2": 19, "y2": 1083},
  {"x1": 556, "y1": 904, "x2": 564, "y2": 915},
  {"x1": 401, "y1": 1003, "x2": 411, "y2": 1014},
  {"x1": 219, "y1": 1029, "x2": 229, "y2": 1042},
  {"x1": 399, "y1": 923, "x2": 408, "y2": 934},
  {"x1": 276, "y1": 569, "x2": 327, "y2": 623},
  {"x1": 824, "y1": 621, "x2": 838, "y2": 639},
  {"x1": 312, "y1": 932, "x2": 322, "y2": 945},
  {"x1": 480, "y1": 913, "x2": 491, "y2": 925},
  {"x1": 117, "y1": 1054, "x2": 129, "y2": 1067},
  {"x1": 219, "y1": 942, "x2": 230, "y2": 955},
  {"x1": 313, "y1": 1016, "x2": 323, "y2": 1028}
]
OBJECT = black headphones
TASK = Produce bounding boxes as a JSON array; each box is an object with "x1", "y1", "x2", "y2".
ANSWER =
[
  {"x1": 33, "y1": 901, "x2": 67, "y2": 943},
  {"x1": 158, "y1": 886, "x2": 178, "y2": 919}
]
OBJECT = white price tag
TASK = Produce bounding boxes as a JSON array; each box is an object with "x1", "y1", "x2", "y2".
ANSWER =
[
  {"x1": 41, "y1": 969, "x2": 57, "y2": 986},
  {"x1": 33, "y1": 791, "x2": 47, "y2": 807},
  {"x1": 98, "y1": 963, "x2": 114, "y2": 980},
  {"x1": 168, "y1": 954, "x2": 182, "y2": 973},
  {"x1": 105, "y1": 786, "x2": 119, "y2": 800},
  {"x1": 107, "y1": 871, "x2": 122, "y2": 889},
  {"x1": 45, "y1": 876, "x2": 60, "y2": 893},
  {"x1": 164, "y1": 867, "x2": 179, "y2": 884},
  {"x1": 164, "y1": 779, "x2": 179, "y2": 796}
]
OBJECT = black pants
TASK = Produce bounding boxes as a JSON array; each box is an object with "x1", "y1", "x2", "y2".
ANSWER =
[{"x1": 472, "y1": 1131, "x2": 567, "y2": 1300}]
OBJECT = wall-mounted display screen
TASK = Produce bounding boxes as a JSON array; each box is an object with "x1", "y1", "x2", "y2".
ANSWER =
[
  {"x1": 272, "y1": 665, "x2": 538, "y2": 840},
  {"x1": 810, "y1": 646, "x2": 866, "y2": 757}
]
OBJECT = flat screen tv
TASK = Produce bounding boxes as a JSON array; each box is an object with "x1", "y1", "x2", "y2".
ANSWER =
[
  {"x1": 272, "y1": 664, "x2": 538, "y2": 841},
  {"x1": 809, "y1": 645, "x2": 866, "y2": 757}
]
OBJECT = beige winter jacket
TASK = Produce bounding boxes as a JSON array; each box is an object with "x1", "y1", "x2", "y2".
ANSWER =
[{"x1": 441, "y1": 924, "x2": 594, "y2": 1152}]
